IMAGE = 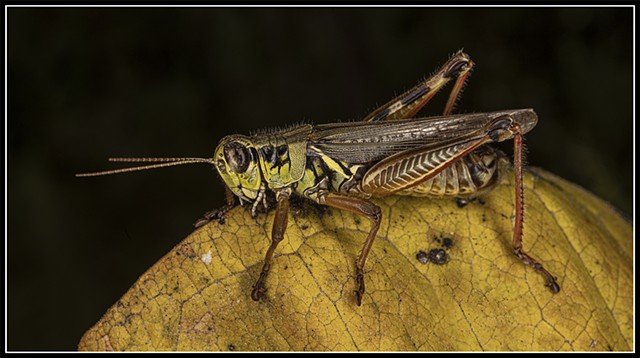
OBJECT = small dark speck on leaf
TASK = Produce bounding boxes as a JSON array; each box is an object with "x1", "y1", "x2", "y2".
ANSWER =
[
  {"x1": 456, "y1": 198, "x2": 470, "y2": 208},
  {"x1": 432, "y1": 235, "x2": 453, "y2": 249},
  {"x1": 416, "y1": 251, "x2": 430, "y2": 264},
  {"x1": 417, "y1": 249, "x2": 449, "y2": 265},
  {"x1": 456, "y1": 197, "x2": 484, "y2": 207},
  {"x1": 429, "y1": 249, "x2": 448, "y2": 265},
  {"x1": 228, "y1": 344, "x2": 235, "y2": 351},
  {"x1": 416, "y1": 249, "x2": 449, "y2": 265}
]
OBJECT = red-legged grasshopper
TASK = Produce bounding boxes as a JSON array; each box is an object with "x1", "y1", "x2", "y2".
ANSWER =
[{"x1": 78, "y1": 51, "x2": 560, "y2": 306}]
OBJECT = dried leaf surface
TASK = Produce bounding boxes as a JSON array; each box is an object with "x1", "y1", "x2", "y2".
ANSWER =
[{"x1": 78, "y1": 168, "x2": 633, "y2": 351}]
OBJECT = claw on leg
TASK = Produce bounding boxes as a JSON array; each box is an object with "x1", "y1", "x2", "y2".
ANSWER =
[
  {"x1": 514, "y1": 249, "x2": 560, "y2": 293},
  {"x1": 251, "y1": 264, "x2": 270, "y2": 301},
  {"x1": 354, "y1": 267, "x2": 365, "y2": 306},
  {"x1": 195, "y1": 209, "x2": 225, "y2": 227},
  {"x1": 194, "y1": 186, "x2": 237, "y2": 227}
]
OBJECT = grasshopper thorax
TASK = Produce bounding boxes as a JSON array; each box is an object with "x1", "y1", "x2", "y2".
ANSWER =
[{"x1": 214, "y1": 135, "x2": 263, "y2": 202}]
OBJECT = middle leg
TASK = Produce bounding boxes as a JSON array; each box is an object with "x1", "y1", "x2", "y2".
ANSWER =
[{"x1": 315, "y1": 191, "x2": 382, "y2": 306}]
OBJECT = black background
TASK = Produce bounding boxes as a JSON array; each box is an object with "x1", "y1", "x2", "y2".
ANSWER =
[{"x1": 7, "y1": 6, "x2": 633, "y2": 350}]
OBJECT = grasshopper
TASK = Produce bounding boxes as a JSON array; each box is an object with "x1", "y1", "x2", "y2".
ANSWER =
[{"x1": 78, "y1": 51, "x2": 560, "y2": 306}]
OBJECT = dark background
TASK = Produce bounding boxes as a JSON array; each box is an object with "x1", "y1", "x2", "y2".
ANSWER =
[{"x1": 7, "y1": 7, "x2": 633, "y2": 351}]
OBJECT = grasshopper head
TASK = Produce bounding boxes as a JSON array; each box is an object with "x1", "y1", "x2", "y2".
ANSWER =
[{"x1": 214, "y1": 135, "x2": 263, "y2": 202}]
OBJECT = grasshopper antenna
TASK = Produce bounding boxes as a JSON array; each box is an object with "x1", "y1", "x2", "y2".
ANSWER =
[{"x1": 76, "y1": 157, "x2": 217, "y2": 177}]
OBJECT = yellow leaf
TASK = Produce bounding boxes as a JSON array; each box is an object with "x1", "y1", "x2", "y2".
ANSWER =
[{"x1": 78, "y1": 168, "x2": 632, "y2": 351}]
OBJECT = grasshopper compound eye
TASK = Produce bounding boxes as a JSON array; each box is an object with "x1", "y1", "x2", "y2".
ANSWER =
[{"x1": 223, "y1": 142, "x2": 252, "y2": 174}]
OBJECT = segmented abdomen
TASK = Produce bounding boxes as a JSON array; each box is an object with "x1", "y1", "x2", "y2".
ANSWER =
[{"x1": 395, "y1": 146, "x2": 502, "y2": 197}]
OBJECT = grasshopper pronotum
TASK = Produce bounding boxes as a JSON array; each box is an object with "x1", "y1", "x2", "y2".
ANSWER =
[{"x1": 78, "y1": 51, "x2": 560, "y2": 306}]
